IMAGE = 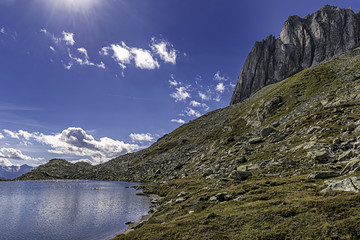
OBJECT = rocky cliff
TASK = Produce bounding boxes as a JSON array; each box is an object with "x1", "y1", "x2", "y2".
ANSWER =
[{"x1": 231, "y1": 5, "x2": 360, "y2": 105}]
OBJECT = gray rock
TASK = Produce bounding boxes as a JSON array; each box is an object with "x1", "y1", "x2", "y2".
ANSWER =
[
  {"x1": 229, "y1": 170, "x2": 252, "y2": 181},
  {"x1": 249, "y1": 137, "x2": 263, "y2": 144},
  {"x1": 340, "y1": 159, "x2": 360, "y2": 175},
  {"x1": 323, "y1": 177, "x2": 360, "y2": 192},
  {"x1": 311, "y1": 150, "x2": 331, "y2": 163},
  {"x1": 338, "y1": 150, "x2": 355, "y2": 162},
  {"x1": 260, "y1": 127, "x2": 276, "y2": 138},
  {"x1": 307, "y1": 171, "x2": 340, "y2": 179},
  {"x1": 175, "y1": 197, "x2": 186, "y2": 203},
  {"x1": 231, "y1": 5, "x2": 360, "y2": 105},
  {"x1": 236, "y1": 156, "x2": 247, "y2": 164},
  {"x1": 307, "y1": 126, "x2": 321, "y2": 134}
]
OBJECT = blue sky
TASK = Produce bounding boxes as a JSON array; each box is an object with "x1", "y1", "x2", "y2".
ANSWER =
[{"x1": 0, "y1": 0, "x2": 359, "y2": 166}]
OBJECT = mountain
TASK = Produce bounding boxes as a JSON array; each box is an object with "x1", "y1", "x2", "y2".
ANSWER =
[
  {"x1": 0, "y1": 164, "x2": 35, "y2": 179},
  {"x1": 231, "y1": 5, "x2": 360, "y2": 105},
  {"x1": 18, "y1": 5, "x2": 360, "y2": 239}
]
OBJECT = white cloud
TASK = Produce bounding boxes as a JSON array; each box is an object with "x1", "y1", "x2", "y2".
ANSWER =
[
  {"x1": 66, "y1": 47, "x2": 105, "y2": 70},
  {"x1": 131, "y1": 48, "x2": 159, "y2": 70},
  {"x1": 62, "y1": 31, "x2": 75, "y2": 45},
  {"x1": 151, "y1": 38, "x2": 177, "y2": 64},
  {"x1": 198, "y1": 91, "x2": 211, "y2": 101},
  {"x1": 0, "y1": 148, "x2": 39, "y2": 161},
  {"x1": 216, "y1": 82, "x2": 225, "y2": 93},
  {"x1": 101, "y1": 42, "x2": 132, "y2": 64},
  {"x1": 185, "y1": 107, "x2": 201, "y2": 118},
  {"x1": 169, "y1": 79, "x2": 179, "y2": 87},
  {"x1": 49, "y1": 46, "x2": 55, "y2": 52},
  {"x1": 0, "y1": 132, "x2": 4, "y2": 139},
  {"x1": 213, "y1": 71, "x2": 228, "y2": 81},
  {"x1": 4, "y1": 129, "x2": 20, "y2": 139},
  {"x1": 201, "y1": 103, "x2": 210, "y2": 111},
  {"x1": 4, "y1": 128, "x2": 140, "y2": 164},
  {"x1": 0, "y1": 27, "x2": 5, "y2": 34},
  {"x1": 171, "y1": 119, "x2": 185, "y2": 124},
  {"x1": 129, "y1": 133, "x2": 154, "y2": 142},
  {"x1": 189, "y1": 100, "x2": 201, "y2": 107},
  {"x1": 170, "y1": 86, "x2": 191, "y2": 102},
  {"x1": 0, "y1": 158, "x2": 12, "y2": 167}
]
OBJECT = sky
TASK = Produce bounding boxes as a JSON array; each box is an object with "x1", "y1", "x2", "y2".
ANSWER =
[{"x1": 1, "y1": 0, "x2": 359, "y2": 167}]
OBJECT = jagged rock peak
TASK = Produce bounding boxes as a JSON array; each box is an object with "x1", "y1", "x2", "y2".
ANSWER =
[{"x1": 230, "y1": 5, "x2": 360, "y2": 105}]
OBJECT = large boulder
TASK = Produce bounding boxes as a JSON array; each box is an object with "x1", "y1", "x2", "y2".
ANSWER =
[{"x1": 323, "y1": 177, "x2": 360, "y2": 192}]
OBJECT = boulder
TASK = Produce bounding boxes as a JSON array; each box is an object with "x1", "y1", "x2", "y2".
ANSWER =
[
  {"x1": 323, "y1": 177, "x2": 360, "y2": 192},
  {"x1": 260, "y1": 127, "x2": 276, "y2": 138},
  {"x1": 307, "y1": 171, "x2": 340, "y2": 179},
  {"x1": 311, "y1": 150, "x2": 331, "y2": 163},
  {"x1": 229, "y1": 170, "x2": 252, "y2": 181}
]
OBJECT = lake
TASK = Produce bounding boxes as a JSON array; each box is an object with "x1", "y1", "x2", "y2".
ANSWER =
[{"x1": 0, "y1": 180, "x2": 151, "y2": 240}]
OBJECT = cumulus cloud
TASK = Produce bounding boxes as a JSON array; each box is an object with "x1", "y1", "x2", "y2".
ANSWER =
[
  {"x1": 151, "y1": 38, "x2": 177, "y2": 64},
  {"x1": 171, "y1": 119, "x2": 185, "y2": 124},
  {"x1": 0, "y1": 158, "x2": 12, "y2": 167},
  {"x1": 213, "y1": 71, "x2": 228, "y2": 81},
  {"x1": 0, "y1": 132, "x2": 4, "y2": 139},
  {"x1": 0, "y1": 27, "x2": 5, "y2": 34},
  {"x1": 100, "y1": 37, "x2": 178, "y2": 74},
  {"x1": 101, "y1": 42, "x2": 131, "y2": 65},
  {"x1": 185, "y1": 107, "x2": 201, "y2": 118},
  {"x1": 170, "y1": 86, "x2": 191, "y2": 102},
  {"x1": 62, "y1": 31, "x2": 75, "y2": 45},
  {"x1": 216, "y1": 82, "x2": 225, "y2": 93},
  {"x1": 3, "y1": 128, "x2": 140, "y2": 164},
  {"x1": 130, "y1": 48, "x2": 159, "y2": 70},
  {"x1": 0, "y1": 148, "x2": 39, "y2": 161},
  {"x1": 129, "y1": 133, "x2": 154, "y2": 142}
]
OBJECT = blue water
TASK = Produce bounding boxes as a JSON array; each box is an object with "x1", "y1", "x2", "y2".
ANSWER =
[{"x1": 0, "y1": 180, "x2": 151, "y2": 240}]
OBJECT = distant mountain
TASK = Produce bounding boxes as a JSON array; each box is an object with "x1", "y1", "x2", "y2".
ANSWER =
[
  {"x1": 0, "y1": 164, "x2": 36, "y2": 179},
  {"x1": 231, "y1": 5, "x2": 360, "y2": 104}
]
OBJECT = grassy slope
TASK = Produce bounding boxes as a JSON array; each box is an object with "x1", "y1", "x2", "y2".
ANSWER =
[{"x1": 113, "y1": 50, "x2": 360, "y2": 239}]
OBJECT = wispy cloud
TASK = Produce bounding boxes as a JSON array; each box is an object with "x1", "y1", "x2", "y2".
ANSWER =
[
  {"x1": 41, "y1": 29, "x2": 105, "y2": 70},
  {"x1": 213, "y1": 70, "x2": 228, "y2": 81},
  {"x1": 171, "y1": 119, "x2": 185, "y2": 124},
  {"x1": 151, "y1": 37, "x2": 178, "y2": 64},
  {"x1": 170, "y1": 86, "x2": 191, "y2": 102},
  {"x1": 216, "y1": 82, "x2": 225, "y2": 93}
]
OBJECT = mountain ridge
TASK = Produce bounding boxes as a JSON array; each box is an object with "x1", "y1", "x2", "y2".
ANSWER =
[{"x1": 231, "y1": 5, "x2": 360, "y2": 104}]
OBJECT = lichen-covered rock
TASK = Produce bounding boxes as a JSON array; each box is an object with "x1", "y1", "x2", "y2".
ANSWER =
[
  {"x1": 231, "y1": 5, "x2": 360, "y2": 105},
  {"x1": 323, "y1": 177, "x2": 360, "y2": 192}
]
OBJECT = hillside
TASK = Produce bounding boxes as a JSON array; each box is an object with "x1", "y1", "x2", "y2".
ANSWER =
[{"x1": 18, "y1": 46, "x2": 360, "y2": 239}]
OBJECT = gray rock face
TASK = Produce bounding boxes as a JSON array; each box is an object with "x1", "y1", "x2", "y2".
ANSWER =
[{"x1": 231, "y1": 5, "x2": 360, "y2": 105}]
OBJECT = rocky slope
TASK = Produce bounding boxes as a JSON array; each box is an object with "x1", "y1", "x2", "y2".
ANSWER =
[
  {"x1": 17, "y1": 47, "x2": 360, "y2": 238},
  {"x1": 231, "y1": 5, "x2": 360, "y2": 105}
]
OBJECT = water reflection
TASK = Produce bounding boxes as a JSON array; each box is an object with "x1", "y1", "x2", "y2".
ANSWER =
[{"x1": 0, "y1": 180, "x2": 150, "y2": 240}]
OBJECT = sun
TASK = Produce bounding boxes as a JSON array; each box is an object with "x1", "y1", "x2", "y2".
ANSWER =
[{"x1": 46, "y1": 0, "x2": 102, "y2": 13}]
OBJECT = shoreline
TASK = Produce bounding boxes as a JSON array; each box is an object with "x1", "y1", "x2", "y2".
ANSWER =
[{"x1": 120, "y1": 192, "x2": 161, "y2": 236}]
